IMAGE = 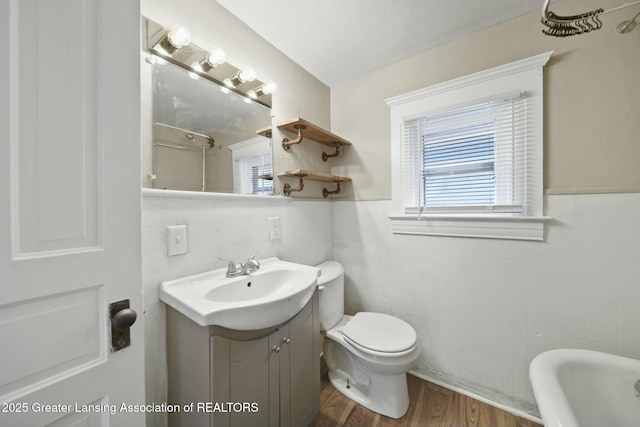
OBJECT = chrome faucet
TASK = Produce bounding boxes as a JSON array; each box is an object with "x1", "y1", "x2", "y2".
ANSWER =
[
  {"x1": 220, "y1": 253, "x2": 260, "y2": 277},
  {"x1": 240, "y1": 254, "x2": 260, "y2": 275}
]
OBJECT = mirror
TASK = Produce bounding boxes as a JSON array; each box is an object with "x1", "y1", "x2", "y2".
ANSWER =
[
  {"x1": 142, "y1": 17, "x2": 273, "y2": 195},
  {"x1": 151, "y1": 60, "x2": 272, "y2": 194}
]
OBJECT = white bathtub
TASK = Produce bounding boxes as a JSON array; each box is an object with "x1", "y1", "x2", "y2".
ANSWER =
[{"x1": 530, "y1": 349, "x2": 640, "y2": 427}]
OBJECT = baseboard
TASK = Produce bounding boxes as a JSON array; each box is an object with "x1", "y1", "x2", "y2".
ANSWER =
[{"x1": 408, "y1": 370, "x2": 543, "y2": 425}]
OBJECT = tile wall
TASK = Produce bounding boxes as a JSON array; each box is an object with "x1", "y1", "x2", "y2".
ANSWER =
[
  {"x1": 142, "y1": 192, "x2": 333, "y2": 427},
  {"x1": 332, "y1": 193, "x2": 640, "y2": 416},
  {"x1": 142, "y1": 192, "x2": 640, "y2": 423}
]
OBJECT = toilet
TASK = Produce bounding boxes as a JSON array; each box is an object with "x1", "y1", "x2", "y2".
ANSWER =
[{"x1": 317, "y1": 261, "x2": 420, "y2": 419}]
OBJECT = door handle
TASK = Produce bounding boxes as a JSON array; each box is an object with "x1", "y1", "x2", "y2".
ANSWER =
[
  {"x1": 109, "y1": 300, "x2": 137, "y2": 352},
  {"x1": 112, "y1": 308, "x2": 137, "y2": 330}
]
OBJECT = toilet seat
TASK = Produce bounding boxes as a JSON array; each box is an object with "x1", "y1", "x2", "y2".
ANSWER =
[{"x1": 342, "y1": 312, "x2": 416, "y2": 354}]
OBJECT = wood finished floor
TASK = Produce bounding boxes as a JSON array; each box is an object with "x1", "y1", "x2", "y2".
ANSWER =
[{"x1": 312, "y1": 374, "x2": 542, "y2": 427}]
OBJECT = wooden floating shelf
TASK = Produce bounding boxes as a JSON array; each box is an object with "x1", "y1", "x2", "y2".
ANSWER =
[
  {"x1": 265, "y1": 117, "x2": 353, "y2": 196},
  {"x1": 279, "y1": 169, "x2": 350, "y2": 197},
  {"x1": 279, "y1": 169, "x2": 351, "y2": 183},
  {"x1": 256, "y1": 126, "x2": 272, "y2": 138},
  {"x1": 278, "y1": 118, "x2": 351, "y2": 148}
]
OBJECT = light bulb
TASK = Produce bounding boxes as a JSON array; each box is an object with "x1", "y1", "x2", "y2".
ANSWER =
[
  {"x1": 238, "y1": 67, "x2": 256, "y2": 83},
  {"x1": 207, "y1": 47, "x2": 226, "y2": 66},
  {"x1": 248, "y1": 82, "x2": 277, "y2": 99},
  {"x1": 167, "y1": 25, "x2": 191, "y2": 49},
  {"x1": 199, "y1": 47, "x2": 226, "y2": 72},
  {"x1": 243, "y1": 97, "x2": 252, "y2": 104},
  {"x1": 262, "y1": 82, "x2": 277, "y2": 95},
  {"x1": 189, "y1": 62, "x2": 202, "y2": 80},
  {"x1": 147, "y1": 55, "x2": 168, "y2": 65},
  {"x1": 156, "y1": 25, "x2": 191, "y2": 54},
  {"x1": 225, "y1": 67, "x2": 257, "y2": 88},
  {"x1": 220, "y1": 87, "x2": 231, "y2": 94}
]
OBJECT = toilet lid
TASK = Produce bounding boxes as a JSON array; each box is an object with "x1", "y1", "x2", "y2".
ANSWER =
[{"x1": 342, "y1": 312, "x2": 417, "y2": 353}]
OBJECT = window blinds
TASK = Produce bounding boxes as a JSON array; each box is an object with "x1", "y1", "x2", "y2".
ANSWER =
[
  {"x1": 233, "y1": 152, "x2": 272, "y2": 195},
  {"x1": 402, "y1": 93, "x2": 527, "y2": 215}
]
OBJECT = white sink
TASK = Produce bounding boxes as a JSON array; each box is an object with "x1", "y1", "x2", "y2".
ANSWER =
[
  {"x1": 160, "y1": 257, "x2": 320, "y2": 330},
  {"x1": 530, "y1": 348, "x2": 640, "y2": 427}
]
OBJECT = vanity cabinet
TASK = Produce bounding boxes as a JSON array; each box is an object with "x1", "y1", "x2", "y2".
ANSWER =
[{"x1": 166, "y1": 292, "x2": 320, "y2": 427}]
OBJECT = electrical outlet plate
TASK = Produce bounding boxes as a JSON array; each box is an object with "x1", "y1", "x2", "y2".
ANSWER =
[
  {"x1": 166, "y1": 225, "x2": 188, "y2": 256},
  {"x1": 268, "y1": 217, "x2": 281, "y2": 240}
]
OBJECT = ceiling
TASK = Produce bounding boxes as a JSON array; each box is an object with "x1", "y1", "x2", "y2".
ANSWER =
[{"x1": 216, "y1": 0, "x2": 544, "y2": 87}]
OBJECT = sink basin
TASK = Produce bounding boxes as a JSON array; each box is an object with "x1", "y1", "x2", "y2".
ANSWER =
[
  {"x1": 205, "y1": 269, "x2": 303, "y2": 302},
  {"x1": 530, "y1": 349, "x2": 640, "y2": 427},
  {"x1": 160, "y1": 257, "x2": 320, "y2": 330}
]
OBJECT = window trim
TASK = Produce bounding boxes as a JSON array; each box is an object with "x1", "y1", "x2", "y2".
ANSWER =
[{"x1": 385, "y1": 52, "x2": 553, "y2": 241}]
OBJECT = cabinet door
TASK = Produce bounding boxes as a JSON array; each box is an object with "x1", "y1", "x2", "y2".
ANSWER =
[
  {"x1": 227, "y1": 336, "x2": 272, "y2": 427},
  {"x1": 211, "y1": 297, "x2": 317, "y2": 427},
  {"x1": 285, "y1": 302, "x2": 315, "y2": 427},
  {"x1": 269, "y1": 328, "x2": 289, "y2": 427}
]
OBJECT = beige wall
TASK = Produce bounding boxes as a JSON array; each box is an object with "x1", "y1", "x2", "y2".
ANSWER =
[
  {"x1": 331, "y1": 0, "x2": 640, "y2": 200},
  {"x1": 142, "y1": 0, "x2": 332, "y2": 199}
]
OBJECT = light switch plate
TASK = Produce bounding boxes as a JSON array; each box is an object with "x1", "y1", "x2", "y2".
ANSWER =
[
  {"x1": 268, "y1": 217, "x2": 281, "y2": 240},
  {"x1": 166, "y1": 225, "x2": 188, "y2": 256}
]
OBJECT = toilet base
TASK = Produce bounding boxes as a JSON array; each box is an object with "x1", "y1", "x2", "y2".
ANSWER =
[{"x1": 327, "y1": 369, "x2": 410, "y2": 419}]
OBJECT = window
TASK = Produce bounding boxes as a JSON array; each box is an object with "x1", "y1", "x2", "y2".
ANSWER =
[
  {"x1": 229, "y1": 137, "x2": 273, "y2": 195},
  {"x1": 233, "y1": 152, "x2": 273, "y2": 195},
  {"x1": 387, "y1": 52, "x2": 553, "y2": 240},
  {"x1": 403, "y1": 93, "x2": 525, "y2": 214},
  {"x1": 422, "y1": 122, "x2": 496, "y2": 208}
]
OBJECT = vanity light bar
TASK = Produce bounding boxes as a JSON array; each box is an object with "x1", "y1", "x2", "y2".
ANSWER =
[{"x1": 146, "y1": 18, "x2": 274, "y2": 108}]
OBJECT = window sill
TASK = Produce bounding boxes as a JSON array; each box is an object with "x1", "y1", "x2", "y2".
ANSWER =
[{"x1": 388, "y1": 215, "x2": 551, "y2": 241}]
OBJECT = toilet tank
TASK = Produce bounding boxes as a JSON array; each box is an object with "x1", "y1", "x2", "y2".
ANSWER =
[{"x1": 316, "y1": 261, "x2": 344, "y2": 331}]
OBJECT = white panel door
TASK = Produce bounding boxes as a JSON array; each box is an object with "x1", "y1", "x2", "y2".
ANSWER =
[{"x1": 0, "y1": 0, "x2": 145, "y2": 426}]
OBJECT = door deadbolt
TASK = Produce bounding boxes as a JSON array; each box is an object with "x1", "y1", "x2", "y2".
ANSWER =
[{"x1": 109, "y1": 299, "x2": 137, "y2": 352}]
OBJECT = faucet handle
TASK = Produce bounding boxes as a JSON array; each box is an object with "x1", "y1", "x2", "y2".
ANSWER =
[
  {"x1": 218, "y1": 257, "x2": 238, "y2": 274},
  {"x1": 246, "y1": 252, "x2": 261, "y2": 266}
]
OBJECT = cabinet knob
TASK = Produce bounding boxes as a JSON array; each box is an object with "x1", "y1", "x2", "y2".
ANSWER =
[
  {"x1": 272, "y1": 345, "x2": 280, "y2": 353},
  {"x1": 282, "y1": 337, "x2": 290, "y2": 344}
]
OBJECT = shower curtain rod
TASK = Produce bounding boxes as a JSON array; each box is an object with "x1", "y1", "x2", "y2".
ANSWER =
[
  {"x1": 542, "y1": 0, "x2": 640, "y2": 37},
  {"x1": 153, "y1": 142, "x2": 202, "y2": 152},
  {"x1": 543, "y1": 0, "x2": 640, "y2": 18},
  {"x1": 594, "y1": 0, "x2": 640, "y2": 15}
]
